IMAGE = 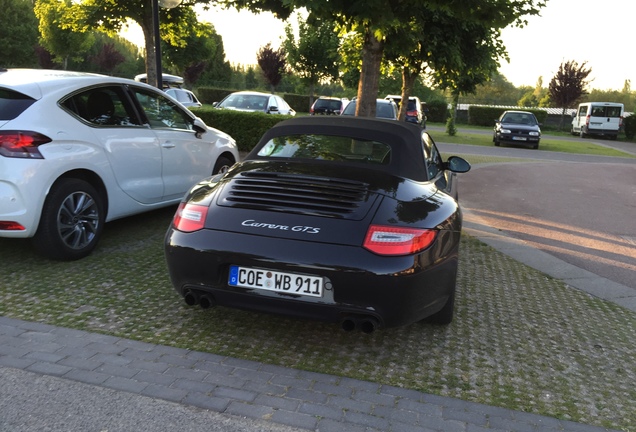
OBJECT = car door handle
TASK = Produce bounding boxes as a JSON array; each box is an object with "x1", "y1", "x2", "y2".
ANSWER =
[{"x1": 161, "y1": 141, "x2": 175, "y2": 149}]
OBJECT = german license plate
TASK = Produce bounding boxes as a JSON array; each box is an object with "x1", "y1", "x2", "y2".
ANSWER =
[
  {"x1": 512, "y1": 136, "x2": 527, "y2": 141},
  {"x1": 228, "y1": 265, "x2": 323, "y2": 297}
]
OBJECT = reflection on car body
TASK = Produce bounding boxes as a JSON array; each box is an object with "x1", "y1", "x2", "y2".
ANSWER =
[{"x1": 164, "y1": 116, "x2": 471, "y2": 332}]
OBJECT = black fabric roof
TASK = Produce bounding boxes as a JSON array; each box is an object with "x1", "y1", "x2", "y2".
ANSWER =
[{"x1": 247, "y1": 116, "x2": 430, "y2": 181}]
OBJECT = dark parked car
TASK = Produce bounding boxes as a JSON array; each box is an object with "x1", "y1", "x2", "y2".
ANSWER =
[
  {"x1": 493, "y1": 110, "x2": 541, "y2": 149},
  {"x1": 310, "y1": 96, "x2": 349, "y2": 115},
  {"x1": 164, "y1": 116, "x2": 471, "y2": 332},
  {"x1": 214, "y1": 91, "x2": 295, "y2": 116},
  {"x1": 341, "y1": 98, "x2": 398, "y2": 120},
  {"x1": 385, "y1": 95, "x2": 425, "y2": 127}
]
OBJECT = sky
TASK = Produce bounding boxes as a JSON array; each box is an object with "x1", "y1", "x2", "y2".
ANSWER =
[{"x1": 123, "y1": 0, "x2": 635, "y2": 92}]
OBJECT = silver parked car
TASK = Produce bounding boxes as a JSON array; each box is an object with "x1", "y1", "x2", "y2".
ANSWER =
[{"x1": 214, "y1": 91, "x2": 296, "y2": 116}]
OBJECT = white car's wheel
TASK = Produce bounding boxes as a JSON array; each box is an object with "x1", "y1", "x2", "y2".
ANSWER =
[{"x1": 33, "y1": 179, "x2": 104, "y2": 261}]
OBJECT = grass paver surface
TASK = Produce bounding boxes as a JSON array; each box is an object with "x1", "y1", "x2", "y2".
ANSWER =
[{"x1": 2, "y1": 196, "x2": 635, "y2": 430}]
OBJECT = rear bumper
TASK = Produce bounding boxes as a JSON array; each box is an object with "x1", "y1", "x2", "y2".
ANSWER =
[{"x1": 164, "y1": 228, "x2": 460, "y2": 328}]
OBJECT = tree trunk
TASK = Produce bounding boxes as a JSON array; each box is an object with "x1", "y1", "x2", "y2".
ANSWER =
[
  {"x1": 355, "y1": 28, "x2": 384, "y2": 118},
  {"x1": 140, "y1": 7, "x2": 157, "y2": 88},
  {"x1": 399, "y1": 67, "x2": 418, "y2": 121}
]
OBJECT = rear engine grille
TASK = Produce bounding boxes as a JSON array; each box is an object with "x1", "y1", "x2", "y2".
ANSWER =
[{"x1": 219, "y1": 171, "x2": 373, "y2": 218}]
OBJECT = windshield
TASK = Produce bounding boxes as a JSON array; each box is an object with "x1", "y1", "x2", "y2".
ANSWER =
[
  {"x1": 257, "y1": 134, "x2": 391, "y2": 165},
  {"x1": 502, "y1": 112, "x2": 537, "y2": 125}
]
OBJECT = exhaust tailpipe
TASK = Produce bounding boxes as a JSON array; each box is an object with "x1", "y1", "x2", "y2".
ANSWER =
[
  {"x1": 360, "y1": 318, "x2": 378, "y2": 334},
  {"x1": 183, "y1": 290, "x2": 198, "y2": 306},
  {"x1": 199, "y1": 295, "x2": 215, "y2": 309},
  {"x1": 341, "y1": 318, "x2": 357, "y2": 332}
]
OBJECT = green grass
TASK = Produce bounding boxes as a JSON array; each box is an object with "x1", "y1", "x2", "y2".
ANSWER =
[{"x1": 1, "y1": 206, "x2": 636, "y2": 431}]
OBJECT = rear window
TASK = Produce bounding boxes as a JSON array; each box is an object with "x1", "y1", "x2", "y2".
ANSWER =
[
  {"x1": 314, "y1": 99, "x2": 342, "y2": 110},
  {"x1": 257, "y1": 134, "x2": 391, "y2": 165},
  {"x1": 591, "y1": 106, "x2": 622, "y2": 118},
  {"x1": 0, "y1": 88, "x2": 36, "y2": 121}
]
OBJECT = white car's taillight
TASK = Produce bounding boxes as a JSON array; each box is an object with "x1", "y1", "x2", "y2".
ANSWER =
[
  {"x1": 173, "y1": 203, "x2": 208, "y2": 232},
  {"x1": 0, "y1": 131, "x2": 50, "y2": 159},
  {"x1": 363, "y1": 225, "x2": 437, "y2": 256}
]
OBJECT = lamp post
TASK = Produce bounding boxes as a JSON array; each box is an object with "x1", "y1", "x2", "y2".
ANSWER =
[{"x1": 152, "y1": 0, "x2": 182, "y2": 89}]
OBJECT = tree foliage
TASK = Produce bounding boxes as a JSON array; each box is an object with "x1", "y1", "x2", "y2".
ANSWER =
[
  {"x1": 283, "y1": 14, "x2": 340, "y2": 107},
  {"x1": 225, "y1": 0, "x2": 547, "y2": 118},
  {"x1": 35, "y1": 0, "x2": 94, "y2": 69},
  {"x1": 548, "y1": 60, "x2": 592, "y2": 108},
  {"x1": 257, "y1": 43, "x2": 286, "y2": 92},
  {"x1": 548, "y1": 60, "x2": 592, "y2": 129},
  {"x1": 0, "y1": 0, "x2": 40, "y2": 67}
]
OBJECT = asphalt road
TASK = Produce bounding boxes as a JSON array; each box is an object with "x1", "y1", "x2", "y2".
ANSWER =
[{"x1": 433, "y1": 126, "x2": 636, "y2": 291}]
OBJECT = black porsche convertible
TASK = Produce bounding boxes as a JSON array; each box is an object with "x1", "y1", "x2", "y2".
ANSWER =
[{"x1": 164, "y1": 116, "x2": 471, "y2": 332}]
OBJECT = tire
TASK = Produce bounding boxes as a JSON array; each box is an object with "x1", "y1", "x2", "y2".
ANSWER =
[
  {"x1": 32, "y1": 179, "x2": 104, "y2": 261},
  {"x1": 213, "y1": 155, "x2": 234, "y2": 174},
  {"x1": 425, "y1": 288, "x2": 455, "y2": 325},
  {"x1": 493, "y1": 134, "x2": 500, "y2": 146}
]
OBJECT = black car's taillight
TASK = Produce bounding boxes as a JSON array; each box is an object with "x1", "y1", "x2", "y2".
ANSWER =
[
  {"x1": 363, "y1": 225, "x2": 437, "y2": 256},
  {"x1": 0, "y1": 131, "x2": 51, "y2": 159},
  {"x1": 173, "y1": 203, "x2": 208, "y2": 232}
]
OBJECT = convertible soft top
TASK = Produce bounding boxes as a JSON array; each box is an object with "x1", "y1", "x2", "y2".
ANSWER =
[{"x1": 247, "y1": 116, "x2": 430, "y2": 181}]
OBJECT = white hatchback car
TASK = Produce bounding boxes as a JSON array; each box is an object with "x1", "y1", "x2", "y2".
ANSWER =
[{"x1": 0, "y1": 68, "x2": 239, "y2": 260}]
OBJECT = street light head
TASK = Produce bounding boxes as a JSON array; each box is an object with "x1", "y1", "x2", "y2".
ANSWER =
[{"x1": 158, "y1": 0, "x2": 182, "y2": 8}]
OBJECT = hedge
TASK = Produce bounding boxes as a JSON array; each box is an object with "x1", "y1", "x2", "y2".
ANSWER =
[
  {"x1": 467, "y1": 106, "x2": 548, "y2": 127},
  {"x1": 190, "y1": 107, "x2": 288, "y2": 152}
]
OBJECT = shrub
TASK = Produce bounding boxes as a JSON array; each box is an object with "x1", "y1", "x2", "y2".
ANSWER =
[
  {"x1": 424, "y1": 99, "x2": 448, "y2": 123},
  {"x1": 623, "y1": 114, "x2": 636, "y2": 140},
  {"x1": 190, "y1": 107, "x2": 287, "y2": 152},
  {"x1": 468, "y1": 106, "x2": 548, "y2": 127}
]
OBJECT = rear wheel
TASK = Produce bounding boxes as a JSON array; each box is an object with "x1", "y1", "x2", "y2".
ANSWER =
[{"x1": 32, "y1": 179, "x2": 104, "y2": 261}]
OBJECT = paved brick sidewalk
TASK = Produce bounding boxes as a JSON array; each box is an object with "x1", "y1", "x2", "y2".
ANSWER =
[{"x1": 0, "y1": 316, "x2": 619, "y2": 432}]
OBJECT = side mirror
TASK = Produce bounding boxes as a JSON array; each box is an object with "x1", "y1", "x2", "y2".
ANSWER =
[
  {"x1": 445, "y1": 156, "x2": 471, "y2": 173},
  {"x1": 192, "y1": 117, "x2": 208, "y2": 138},
  {"x1": 268, "y1": 106, "x2": 279, "y2": 113},
  {"x1": 571, "y1": 112, "x2": 576, "y2": 117},
  {"x1": 212, "y1": 102, "x2": 219, "y2": 107}
]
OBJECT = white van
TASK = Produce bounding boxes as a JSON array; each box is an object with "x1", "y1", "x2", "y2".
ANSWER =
[{"x1": 571, "y1": 102, "x2": 624, "y2": 139}]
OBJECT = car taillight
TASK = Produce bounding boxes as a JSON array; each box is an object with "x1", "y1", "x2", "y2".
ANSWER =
[
  {"x1": 173, "y1": 203, "x2": 208, "y2": 232},
  {"x1": 0, "y1": 131, "x2": 50, "y2": 159},
  {"x1": 585, "y1": 114, "x2": 590, "y2": 126},
  {"x1": 363, "y1": 225, "x2": 437, "y2": 256},
  {"x1": 406, "y1": 110, "x2": 418, "y2": 116},
  {"x1": 0, "y1": 221, "x2": 26, "y2": 231}
]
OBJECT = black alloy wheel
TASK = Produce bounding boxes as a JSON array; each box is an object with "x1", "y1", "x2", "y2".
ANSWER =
[{"x1": 33, "y1": 178, "x2": 104, "y2": 261}]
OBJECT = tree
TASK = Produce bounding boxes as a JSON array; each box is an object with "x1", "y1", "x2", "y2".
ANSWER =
[
  {"x1": 35, "y1": 0, "x2": 94, "y2": 69},
  {"x1": 161, "y1": 18, "x2": 221, "y2": 87},
  {"x1": 548, "y1": 60, "x2": 592, "y2": 129},
  {"x1": 91, "y1": 42, "x2": 126, "y2": 74},
  {"x1": 0, "y1": 0, "x2": 40, "y2": 67},
  {"x1": 257, "y1": 43, "x2": 286, "y2": 92},
  {"x1": 283, "y1": 15, "x2": 340, "y2": 108}
]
